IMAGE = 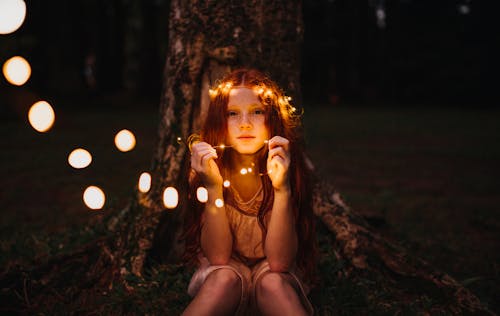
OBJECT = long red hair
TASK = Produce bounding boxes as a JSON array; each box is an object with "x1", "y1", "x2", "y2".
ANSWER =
[{"x1": 182, "y1": 68, "x2": 317, "y2": 282}]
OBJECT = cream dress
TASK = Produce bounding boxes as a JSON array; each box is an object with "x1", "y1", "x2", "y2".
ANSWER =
[{"x1": 187, "y1": 184, "x2": 314, "y2": 315}]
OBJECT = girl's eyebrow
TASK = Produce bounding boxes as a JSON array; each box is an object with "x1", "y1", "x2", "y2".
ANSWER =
[{"x1": 227, "y1": 103, "x2": 263, "y2": 108}]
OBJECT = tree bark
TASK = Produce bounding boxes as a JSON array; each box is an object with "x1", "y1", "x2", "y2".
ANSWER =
[
  {"x1": 107, "y1": 0, "x2": 305, "y2": 281},
  {"x1": 313, "y1": 180, "x2": 491, "y2": 314}
]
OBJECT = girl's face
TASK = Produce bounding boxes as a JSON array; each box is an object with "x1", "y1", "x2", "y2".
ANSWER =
[{"x1": 226, "y1": 87, "x2": 269, "y2": 155}]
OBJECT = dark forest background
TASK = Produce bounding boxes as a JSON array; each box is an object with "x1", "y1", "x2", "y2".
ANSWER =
[
  {"x1": 1, "y1": 0, "x2": 497, "y2": 113},
  {"x1": 1, "y1": 1, "x2": 500, "y2": 313}
]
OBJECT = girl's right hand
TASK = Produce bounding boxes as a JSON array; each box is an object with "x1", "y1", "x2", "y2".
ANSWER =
[{"x1": 190, "y1": 142, "x2": 223, "y2": 189}]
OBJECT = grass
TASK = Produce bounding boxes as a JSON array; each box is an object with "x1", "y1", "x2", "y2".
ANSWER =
[{"x1": 1, "y1": 101, "x2": 499, "y2": 313}]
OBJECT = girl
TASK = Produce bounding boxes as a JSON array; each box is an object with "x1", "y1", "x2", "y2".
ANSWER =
[{"x1": 182, "y1": 69, "x2": 316, "y2": 315}]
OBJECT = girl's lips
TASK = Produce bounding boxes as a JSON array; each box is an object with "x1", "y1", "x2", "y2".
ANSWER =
[{"x1": 237, "y1": 136, "x2": 255, "y2": 139}]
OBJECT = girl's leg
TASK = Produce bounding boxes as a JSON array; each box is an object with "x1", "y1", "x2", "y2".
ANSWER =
[
  {"x1": 182, "y1": 268, "x2": 242, "y2": 316},
  {"x1": 255, "y1": 272, "x2": 308, "y2": 316}
]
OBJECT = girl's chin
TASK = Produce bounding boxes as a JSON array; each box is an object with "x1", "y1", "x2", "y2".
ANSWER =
[{"x1": 232, "y1": 145, "x2": 265, "y2": 155}]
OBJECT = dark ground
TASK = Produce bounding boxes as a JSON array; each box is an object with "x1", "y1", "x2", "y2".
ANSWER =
[{"x1": 1, "y1": 97, "x2": 499, "y2": 313}]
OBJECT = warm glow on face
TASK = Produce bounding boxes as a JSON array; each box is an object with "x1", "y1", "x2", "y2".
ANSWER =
[
  {"x1": 196, "y1": 187, "x2": 208, "y2": 203},
  {"x1": 163, "y1": 187, "x2": 178, "y2": 209},
  {"x1": 223, "y1": 180, "x2": 231, "y2": 188},
  {"x1": 0, "y1": 0, "x2": 26, "y2": 34},
  {"x1": 2, "y1": 56, "x2": 31, "y2": 85},
  {"x1": 138, "y1": 172, "x2": 152, "y2": 193},
  {"x1": 215, "y1": 198, "x2": 224, "y2": 208},
  {"x1": 68, "y1": 148, "x2": 92, "y2": 169},
  {"x1": 83, "y1": 186, "x2": 105, "y2": 210},
  {"x1": 28, "y1": 101, "x2": 55, "y2": 132},
  {"x1": 114, "y1": 129, "x2": 136, "y2": 152}
]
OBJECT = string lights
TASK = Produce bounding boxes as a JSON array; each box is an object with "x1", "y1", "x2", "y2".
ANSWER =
[
  {"x1": 68, "y1": 148, "x2": 92, "y2": 169},
  {"x1": 0, "y1": 0, "x2": 26, "y2": 34},
  {"x1": 138, "y1": 172, "x2": 152, "y2": 193},
  {"x1": 114, "y1": 129, "x2": 136, "y2": 152},
  {"x1": 28, "y1": 101, "x2": 55, "y2": 132},
  {"x1": 2, "y1": 56, "x2": 31, "y2": 85},
  {"x1": 163, "y1": 187, "x2": 179, "y2": 209},
  {"x1": 83, "y1": 186, "x2": 106, "y2": 210}
]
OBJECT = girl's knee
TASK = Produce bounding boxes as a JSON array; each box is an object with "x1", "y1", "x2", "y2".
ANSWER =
[
  {"x1": 256, "y1": 272, "x2": 288, "y2": 295},
  {"x1": 207, "y1": 268, "x2": 242, "y2": 293}
]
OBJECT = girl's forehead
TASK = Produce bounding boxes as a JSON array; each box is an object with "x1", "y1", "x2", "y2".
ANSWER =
[{"x1": 228, "y1": 87, "x2": 262, "y2": 106}]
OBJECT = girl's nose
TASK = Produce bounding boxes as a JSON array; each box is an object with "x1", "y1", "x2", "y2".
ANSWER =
[{"x1": 239, "y1": 113, "x2": 252, "y2": 128}]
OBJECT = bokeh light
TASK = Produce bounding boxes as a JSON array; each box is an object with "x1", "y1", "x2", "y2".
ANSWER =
[
  {"x1": 83, "y1": 186, "x2": 105, "y2": 210},
  {"x1": 114, "y1": 129, "x2": 136, "y2": 152},
  {"x1": 2, "y1": 56, "x2": 31, "y2": 85},
  {"x1": 163, "y1": 187, "x2": 178, "y2": 209},
  {"x1": 28, "y1": 101, "x2": 55, "y2": 132},
  {"x1": 0, "y1": 0, "x2": 26, "y2": 34},
  {"x1": 196, "y1": 187, "x2": 208, "y2": 203},
  {"x1": 215, "y1": 198, "x2": 224, "y2": 208},
  {"x1": 223, "y1": 180, "x2": 231, "y2": 188},
  {"x1": 138, "y1": 172, "x2": 152, "y2": 193},
  {"x1": 68, "y1": 148, "x2": 92, "y2": 169}
]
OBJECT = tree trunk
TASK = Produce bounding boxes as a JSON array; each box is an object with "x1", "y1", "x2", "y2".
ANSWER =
[
  {"x1": 111, "y1": 0, "x2": 305, "y2": 279},
  {"x1": 0, "y1": 1, "x2": 492, "y2": 314}
]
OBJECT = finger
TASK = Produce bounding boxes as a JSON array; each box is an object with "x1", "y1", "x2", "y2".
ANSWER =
[
  {"x1": 195, "y1": 147, "x2": 217, "y2": 157},
  {"x1": 268, "y1": 147, "x2": 288, "y2": 162},
  {"x1": 192, "y1": 153, "x2": 213, "y2": 170},
  {"x1": 192, "y1": 148, "x2": 216, "y2": 170},
  {"x1": 191, "y1": 141, "x2": 214, "y2": 153},
  {"x1": 201, "y1": 151, "x2": 218, "y2": 167},
  {"x1": 268, "y1": 136, "x2": 289, "y2": 151}
]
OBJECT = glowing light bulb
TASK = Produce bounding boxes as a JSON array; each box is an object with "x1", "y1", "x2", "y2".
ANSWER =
[
  {"x1": 219, "y1": 144, "x2": 225, "y2": 149},
  {"x1": 0, "y1": 0, "x2": 26, "y2": 34},
  {"x1": 138, "y1": 172, "x2": 152, "y2": 193},
  {"x1": 209, "y1": 89, "x2": 216, "y2": 97},
  {"x1": 163, "y1": 187, "x2": 178, "y2": 209},
  {"x1": 247, "y1": 167, "x2": 252, "y2": 173},
  {"x1": 114, "y1": 129, "x2": 136, "y2": 152},
  {"x1": 2, "y1": 56, "x2": 31, "y2": 86},
  {"x1": 215, "y1": 198, "x2": 224, "y2": 208},
  {"x1": 223, "y1": 180, "x2": 231, "y2": 187},
  {"x1": 28, "y1": 101, "x2": 55, "y2": 132},
  {"x1": 291, "y1": 107, "x2": 296, "y2": 112},
  {"x1": 257, "y1": 88, "x2": 264, "y2": 94},
  {"x1": 287, "y1": 96, "x2": 292, "y2": 101},
  {"x1": 83, "y1": 186, "x2": 105, "y2": 210},
  {"x1": 240, "y1": 168, "x2": 248, "y2": 175},
  {"x1": 68, "y1": 148, "x2": 92, "y2": 169},
  {"x1": 264, "y1": 140, "x2": 269, "y2": 144},
  {"x1": 196, "y1": 187, "x2": 208, "y2": 203}
]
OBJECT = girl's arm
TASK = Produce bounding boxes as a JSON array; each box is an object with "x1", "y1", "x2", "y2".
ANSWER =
[
  {"x1": 200, "y1": 184, "x2": 233, "y2": 265},
  {"x1": 264, "y1": 136, "x2": 298, "y2": 272},
  {"x1": 191, "y1": 142, "x2": 233, "y2": 265}
]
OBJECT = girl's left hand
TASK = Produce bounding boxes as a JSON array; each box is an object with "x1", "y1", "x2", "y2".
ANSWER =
[{"x1": 267, "y1": 136, "x2": 291, "y2": 191}]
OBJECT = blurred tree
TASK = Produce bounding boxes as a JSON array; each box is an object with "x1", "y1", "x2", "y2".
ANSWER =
[{"x1": 117, "y1": 0, "x2": 305, "y2": 275}]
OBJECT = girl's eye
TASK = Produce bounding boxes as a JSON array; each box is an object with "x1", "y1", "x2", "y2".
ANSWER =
[
  {"x1": 227, "y1": 111, "x2": 238, "y2": 117},
  {"x1": 253, "y1": 109, "x2": 265, "y2": 115}
]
